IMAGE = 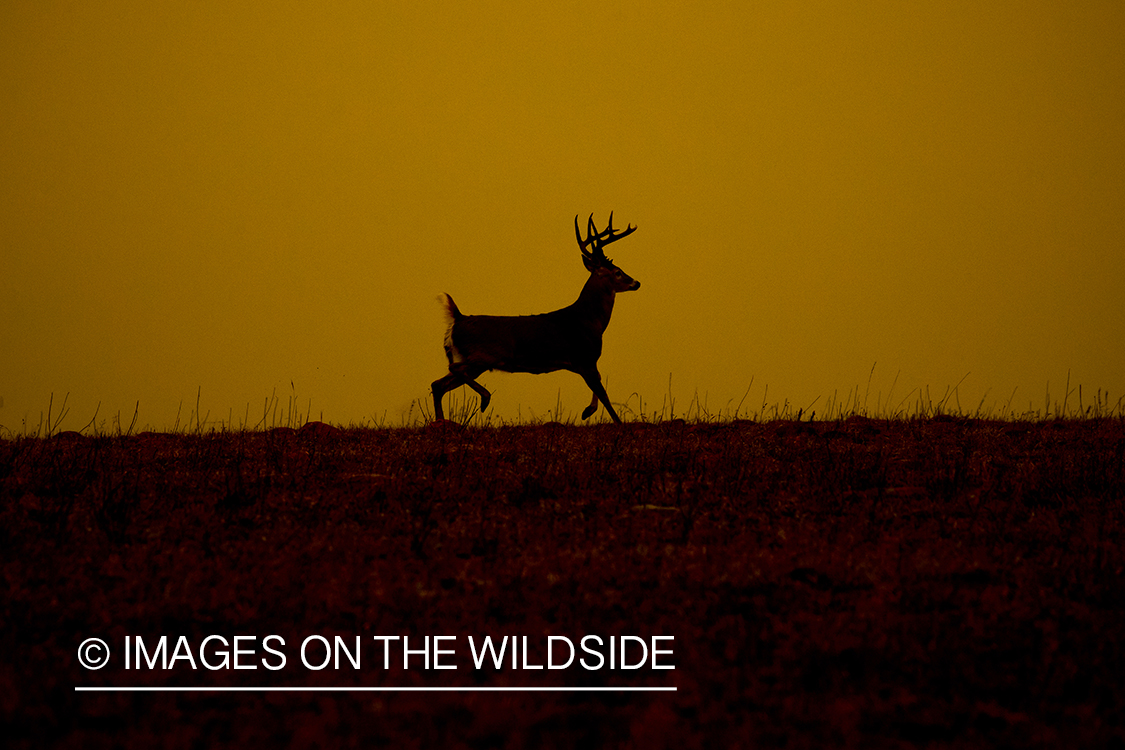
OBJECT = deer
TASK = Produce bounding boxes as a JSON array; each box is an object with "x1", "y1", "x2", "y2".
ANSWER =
[{"x1": 431, "y1": 212, "x2": 640, "y2": 424}]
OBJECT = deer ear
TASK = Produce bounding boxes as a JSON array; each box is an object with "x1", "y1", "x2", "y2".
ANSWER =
[{"x1": 582, "y1": 254, "x2": 597, "y2": 272}]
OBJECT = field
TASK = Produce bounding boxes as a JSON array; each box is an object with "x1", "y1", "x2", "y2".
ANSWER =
[{"x1": 3, "y1": 416, "x2": 1125, "y2": 748}]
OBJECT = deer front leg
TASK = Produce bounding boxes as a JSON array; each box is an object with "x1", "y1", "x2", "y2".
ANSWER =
[
  {"x1": 581, "y1": 391, "x2": 599, "y2": 420},
  {"x1": 578, "y1": 369, "x2": 621, "y2": 424}
]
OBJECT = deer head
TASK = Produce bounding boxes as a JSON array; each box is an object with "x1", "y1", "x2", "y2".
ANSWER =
[{"x1": 575, "y1": 212, "x2": 640, "y2": 292}]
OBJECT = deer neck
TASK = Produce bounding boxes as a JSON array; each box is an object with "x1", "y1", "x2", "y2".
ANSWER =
[{"x1": 572, "y1": 273, "x2": 616, "y2": 333}]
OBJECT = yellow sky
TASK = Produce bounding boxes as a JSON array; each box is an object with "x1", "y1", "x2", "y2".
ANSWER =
[{"x1": 3, "y1": 1, "x2": 1123, "y2": 430}]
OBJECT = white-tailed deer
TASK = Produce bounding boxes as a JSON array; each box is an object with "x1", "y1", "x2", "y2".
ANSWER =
[{"x1": 432, "y1": 212, "x2": 640, "y2": 423}]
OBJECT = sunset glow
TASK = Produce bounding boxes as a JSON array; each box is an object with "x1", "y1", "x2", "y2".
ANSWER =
[{"x1": 4, "y1": 1, "x2": 1123, "y2": 429}]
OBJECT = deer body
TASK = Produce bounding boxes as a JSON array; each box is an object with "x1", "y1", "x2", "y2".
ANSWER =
[{"x1": 432, "y1": 213, "x2": 639, "y2": 423}]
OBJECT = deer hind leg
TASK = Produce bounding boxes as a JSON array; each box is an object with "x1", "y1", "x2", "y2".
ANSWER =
[
  {"x1": 464, "y1": 378, "x2": 491, "y2": 413},
  {"x1": 432, "y1": 366, "x2": 491, "y2": 421},
  {"x1": 451, "y1": 363, "x2": 491, "y2": 413},
  {"x1": 578, "y1": 369, "x2": 621, "y2": 424},
  {"x1": 431, "y1": 372, "x2": 462, "y2": 421}
]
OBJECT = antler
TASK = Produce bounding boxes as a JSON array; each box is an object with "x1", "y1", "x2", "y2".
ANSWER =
[{"x1": 574, "y1": 211, "x2": 637, "y2": 264}]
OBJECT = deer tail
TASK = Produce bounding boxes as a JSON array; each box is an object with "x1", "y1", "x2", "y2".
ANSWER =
[
  {"x1": 438, "y1": 293, "x2": 464, "y2": 365},
  {"x1": 437, "y1": 293, "x2": 462, "y2": 322}
]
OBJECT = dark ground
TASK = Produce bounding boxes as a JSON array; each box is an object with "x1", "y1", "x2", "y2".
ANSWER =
[{"x1": 3, "y1": 416, "x2": 1124, "y2": 748}]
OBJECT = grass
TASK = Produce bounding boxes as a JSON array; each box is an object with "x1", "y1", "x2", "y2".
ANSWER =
[
  {"x1": 7, "y1": 368, "x2": 1123, "y2": 438},
  {"x1": 408, "y1": 370, "x2": 1120, "y2": 426}
]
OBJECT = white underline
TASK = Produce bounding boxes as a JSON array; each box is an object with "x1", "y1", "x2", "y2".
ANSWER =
[{"x1": 75, "y1": 686, "x2": 676, "y2": 693}]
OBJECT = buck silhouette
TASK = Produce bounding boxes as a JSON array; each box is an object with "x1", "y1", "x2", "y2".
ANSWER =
[{"x1": 432, "y1": 212, "x2": 640, "y2": 423}]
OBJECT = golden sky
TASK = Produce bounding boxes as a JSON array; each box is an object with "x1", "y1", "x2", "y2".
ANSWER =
[{"x1": 3, "y1": 1, "x2": 1124, "y2": 430}]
